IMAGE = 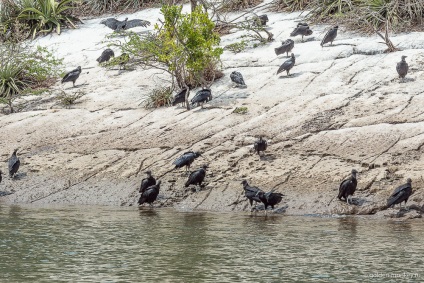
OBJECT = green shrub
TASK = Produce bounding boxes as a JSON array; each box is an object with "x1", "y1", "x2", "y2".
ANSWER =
[
  {"x1": 118, "y1": 5, "x2": 223, "y2": 94},
  {"x1": 0, "y1": 43, "x2": 63, "y2": 113}
]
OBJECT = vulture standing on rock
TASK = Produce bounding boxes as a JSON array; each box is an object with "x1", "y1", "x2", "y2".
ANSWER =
[
  {"x1": 138, "y1": 181, "x2": 161, "y2": 206},
  {"x1": 275, "y1": 39, "x2": 294, "y2": 57},
  {"x1": 257, "y1": 190, "x2": 284, "y2": 214},
  {"x1": 338, "y1": 169, "x2": 358, "y2": 205},
  {"x1": 97, "y1": 48, "x2": 115, "y2": 64},
  {"x1": 254, "y1": 136, "x2": 267, "y2": 156},
  {"x1": 172, "y1": 88, "x2": 189, "y2": 107},
  {"x1": 139, "y1": 170, "x2": 156, "y2": 193},
  {"x1": 8, "y1": 149, "x2": 20, "y2": 179},
  {"x1": 321, "y1": 26, "x2": 338, "y2": 47},
  {"x1": 241, "y1": 180, "x2": 263, "y2": 211},
  {"x1": 173, "y1": 151, "x2": 201, "y2": 172},
  {"x1": 230, "y1": 71, "x2": 247, "y2": 88},
  {"x1": 290, "y1": 23, "x2": 313, "y2": 42},
  {"x1": 277, "y1": 53, "x2": 295, "y2": 76},
  {"x1": 387, "y1": 178, "x2": 412, "y2": 209},
  {"x1": 61, "y1": 66, "x2": 81, "y2": 87},
  {"x1": 185, "y1": 165, "x2": 207, "y2": 191},
  {"x1": 191, "y1": 88, "x2": 212, "y2": 109},
  {"x1": 396, "y1": 55, "x2": 408, "y2": 82},
  {"x1": 101, "y1": 17, "x2": 151, "y2": 31}
]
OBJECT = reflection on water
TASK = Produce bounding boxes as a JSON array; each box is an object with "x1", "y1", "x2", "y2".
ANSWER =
[{"x1": 0, "y1": 205, "x2": 423, "y2": 282}]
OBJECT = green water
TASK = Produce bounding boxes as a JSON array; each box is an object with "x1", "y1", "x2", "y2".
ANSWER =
[{"x1": 0, "y1": 205, "x2": 423, "y2": 282}]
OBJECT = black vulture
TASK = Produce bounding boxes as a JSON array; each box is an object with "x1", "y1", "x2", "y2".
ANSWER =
[
  {"x1": 321, "y1": 26, "x2": 338, "y2": 47},
  {"x1": 396, "y1": 55, "x2": 408, "y2": 82},
  {"x1": 61, "y1": 66, "x2": 81, "y2": 87},
  {"x1": 257, "y1": 190, "x2": 284, "y2": 214},
  {"x1": 241, "y1": 180, "x2": 263, "y2": 211},
  {"x1": 139, "y1": 170, "x2": 156, "y2": 193},
  {"x1": 275, "y1": 39, "x2": 294, "y2": 57},
  {"x1": 173, "y1": 151, "x2": 201, "y2": 172},
  {"x1": 97, "y1": 48, "x2": 115, "y2": 64},
  {"x1": 172, "y1": 88, "x2": 189, "y2": 107},
  {"x1": 101, "y1": 17, "x2": 151, "y2": 31},
  {"x1": 254, "y1": 136, "x2": 267, "y2": 155},
  {"x1": 138, "y1": 181, "x2": 161, "y2": 206},
  {"x1": 338, "y1": 169, "x2": 358, "y2": 205},
  {"x1": 8, "y1": 149, "x2": 20, "y2": 178},
  {"x1": 230, "y1": 71, "x2": 247, "y2": 88},
  {"x1": 277, "y1": 53, "x2": 295, "y2": 76},
  {"x1": 290, "y1": 23, "x2": 313, "y2": 42},
  {"x1": 255, "y1": 14, "x2": 269, "y2": 26},
  {"x1": 387, "y1": 178, "x2": 412, "y2": 209},
  {"x1": 191, "y1": 88, "x2": 212, "y2": 109},
  {"x1": 185, "y1": 165, "x2": 207, "y2": 191}
]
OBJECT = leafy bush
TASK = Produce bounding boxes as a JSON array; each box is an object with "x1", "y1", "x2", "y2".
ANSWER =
[
  {"x1": 0, "y1": 43, "x2": 63, "y2": 113},
  {"x1": 118, "y1": 5, "x2": 223, "y2": 97}
]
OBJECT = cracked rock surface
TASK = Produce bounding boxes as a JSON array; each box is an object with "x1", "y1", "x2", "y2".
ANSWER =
[{"x1": 1, "y1": 5, "x2": 424, "y2": 218}]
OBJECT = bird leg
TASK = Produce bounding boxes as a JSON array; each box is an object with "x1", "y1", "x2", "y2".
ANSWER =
[
  {"x1": 301, "y1": 35, "x2": 304, "y2": 42},
  {"x1": 346, "y1": 196, "x2": 350, "y2": 205}
]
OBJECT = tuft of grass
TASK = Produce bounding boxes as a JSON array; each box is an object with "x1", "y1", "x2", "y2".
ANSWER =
[
  {"x1": 57, "y1": 90, "x2": 85, "y2": 107},
  {"x1": 271, "y1": 0, "x2": 312, "y2": 12},
  {"x1": 225, "y1": 40, "x2": 248, "y2": 54},
  {"x1": 233, "y1": 106, "x2": 248, "y2": 114},
  {"x1": 142, "y1": 86, "x2": 173, "y2": 109}
]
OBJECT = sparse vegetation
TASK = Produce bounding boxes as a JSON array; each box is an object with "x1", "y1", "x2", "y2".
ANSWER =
[
  {"x1": 225, "y1": 40, "x2": 248, "y2": 53},
  {"x1": 270, "y1": 0, "x2": 423, "y2": 32},
  {"x1": 57, "y1": 90, "x2": 85, "y2": 107},
  {"x1": 233, "y1": 106, "x2": 248, "y2": 114},
  {"x1": 0, "y1": 43, "x2": 63, "y2": 113},
  {"x1": 141, "y1": 86, "x2": 173, "y2": 108}
]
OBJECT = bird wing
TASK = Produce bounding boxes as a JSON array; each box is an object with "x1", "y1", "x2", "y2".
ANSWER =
[
  {"x1": 8, "y1": 156, "x2": 18, "y2": 171},
  {"x1": 230, "y1": 72, "x2": 245, "y2": 85},
  {"x1": 62, "y1": 68, "x2": 80, "y2": 82},
  {"x1": 124, "y1": 19, "x2": 151, "y2": 29},
  {"x1": 290, "y1": 27, "x2": 301, "y2": 37},
  {"x1": 387, "y1": 186, "x2": 409, "y2": 207},
  {"x1": 173, "y1": 153, "x2": 193, "y2": 166},
  {"x1": 101, "y1": 18, "x2": 120, "y2": 30},
  {"x1": 191, "y1": 90, "x2": 208, "y2": 103}
]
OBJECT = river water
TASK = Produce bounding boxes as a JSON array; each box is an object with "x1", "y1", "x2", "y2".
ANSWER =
[{"x1": 0, "y1": 205, "x2": 423, "y2": 282}]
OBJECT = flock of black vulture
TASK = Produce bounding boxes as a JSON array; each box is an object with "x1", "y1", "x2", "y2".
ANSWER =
[{"x1": 4, "y1": 13, "x2": 415, "y2": 215}]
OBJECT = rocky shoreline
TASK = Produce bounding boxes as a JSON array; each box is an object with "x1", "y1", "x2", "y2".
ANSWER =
[{"x1": 1, "y1": 6, "x2": 424, "y2": 220}]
